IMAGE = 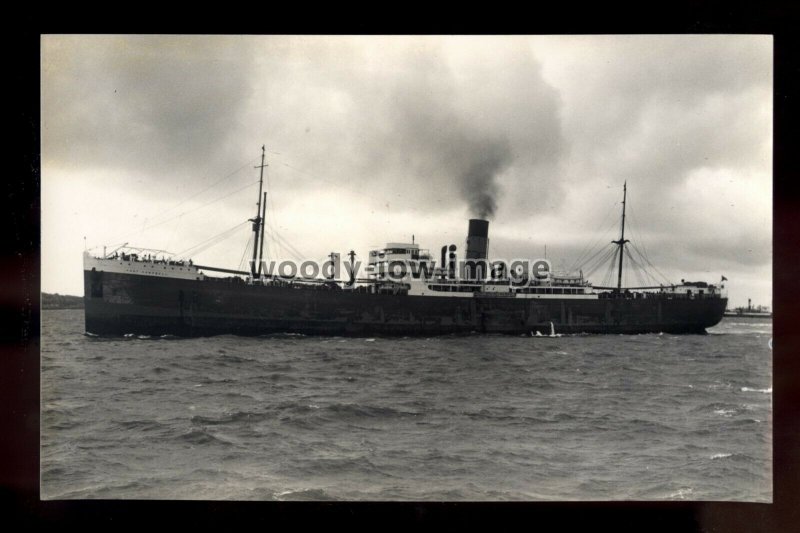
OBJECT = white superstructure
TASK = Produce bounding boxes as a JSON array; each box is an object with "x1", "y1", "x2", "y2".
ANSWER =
[{"x1": 83, "y1": 251, "x2": 205, "y2": 281}]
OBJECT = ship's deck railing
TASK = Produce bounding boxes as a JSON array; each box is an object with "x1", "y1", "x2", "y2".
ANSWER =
[
  {"x1": 420, "y1": 276, "x2": 588, "y2": 286},
  {"x1": 97, "y1": 252, "x2": 195, "y2": 268},
  {"x1": 597, "y1": 290, "x2": 724, "y2": 300}
]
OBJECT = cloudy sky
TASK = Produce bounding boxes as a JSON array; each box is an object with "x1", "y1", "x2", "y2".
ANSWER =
[{"x1": 41, "y1": 35, "x2": 772, "y2": 308}]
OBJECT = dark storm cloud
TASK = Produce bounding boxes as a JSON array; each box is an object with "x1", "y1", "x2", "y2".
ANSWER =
[
  {"x1": 370, "y1": 40, "x2": 564, "y2": 220},
  {"x1": 254, "y1": 38, "x2": 565, "y2": 220},
  {"x1": 558, "y1": 36, "x2": 771, "y2": 194},
  {"x1": 43, "y1": 36, "x2": 565, "y2": 219},
  {"x1": 245, "y1": 35, "x2": 769, "y2": 279},
  {"x1": 519, "y1": 35, "x2": 773, "y2": 284},
  {"x1": 42, "y1": 36, "x2": 255, "y2": 181},
  {"x1": 363, "y1": 63, "x2": 516, "y2": 220}
]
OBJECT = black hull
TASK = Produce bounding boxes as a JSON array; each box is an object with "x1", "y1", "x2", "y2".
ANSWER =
[{"x1": 84, "y1": 271, "x2": 727, "y2": 337}]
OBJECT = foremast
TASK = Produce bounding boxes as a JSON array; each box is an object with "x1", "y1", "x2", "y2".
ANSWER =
[{"x1": 250, "y1": 145, "x2": 268, "y2": 277}]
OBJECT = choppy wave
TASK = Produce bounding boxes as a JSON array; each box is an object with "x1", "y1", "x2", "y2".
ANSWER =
[
  {"x1": 41, "y1": 309, "x2": 772, "y2": 501},
  {"x1": 668, "y1": 487, "x2": 695, "y2": 500},
  {"x1": 178, "y1": 428, "x2": 236, "y2": 447},
  {"x1": 276, "y1": 488, "x2": 337, "y2": 501}
]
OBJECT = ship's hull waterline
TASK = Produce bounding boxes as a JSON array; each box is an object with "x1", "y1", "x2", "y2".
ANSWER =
[{"x1": 84, "y1": 270, "x2": 727, "y2": 337}]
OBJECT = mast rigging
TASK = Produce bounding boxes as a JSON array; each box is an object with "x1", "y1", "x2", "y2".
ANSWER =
[
  {"x1": 611, "y1": 181, "x2": 630, "y2": 291},
  {"x1": 250, "y1": 145, "x2": 267, "y2": 277}
]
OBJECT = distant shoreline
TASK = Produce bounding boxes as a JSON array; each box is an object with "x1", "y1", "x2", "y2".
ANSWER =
[{"x1": 41, "y1": 293, "x2": 84, "y2": 310}]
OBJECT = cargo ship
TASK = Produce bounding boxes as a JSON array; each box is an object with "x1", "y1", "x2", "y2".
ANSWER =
[{"x1": 83, "y1": 148, "x2": 727, "y2": 336}]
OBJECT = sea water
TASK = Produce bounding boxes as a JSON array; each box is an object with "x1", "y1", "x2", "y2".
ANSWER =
[{"x1": 41, "y1": 310, "x2": 772, "y2": 501}]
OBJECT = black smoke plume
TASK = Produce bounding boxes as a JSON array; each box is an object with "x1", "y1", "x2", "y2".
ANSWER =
[{"x1": 459, "y1": 139, "x2": 512, "y2": 219}]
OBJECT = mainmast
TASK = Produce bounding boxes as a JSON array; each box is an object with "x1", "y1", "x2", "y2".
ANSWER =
[
  {"x1": 250, "y1": 145, "x2": 267, "y2": 277},
  {"x1": 612, "y1": 181, "x2": 629, "y2": 291}
]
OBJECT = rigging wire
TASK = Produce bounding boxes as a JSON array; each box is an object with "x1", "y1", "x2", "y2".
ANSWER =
[
  {"x1": 629, "y1": 241, "x2": 672, "y2": 285},
  {"x1": 625, "y1": 200, "x2": 651, "y2": 260},
  {"x1": 176, "y1": 220, "x2": 250, "y2": 258},
  {"x1": 99, "y1": 153, "x2": 282, "y2": 267},
  {"x1": 569, "y1": 206, "x2": 623, "y2": 274},
  {"x1": 584, "y1": 247, "x2": 615, "y2": 278},
  {"x1": 624, "y1": 247, "x2": 647, "y2": 287},
  {"x1": 141, "y1": 157, "x2": 260, "y2": 229},
  {"x1": 624, "y1": 200, "x2": 672, "y2": 285},
  {"x1": 145, "y1": 180, "x2": 260, "y2": 234},
  {"x1": 268, "y1": 196, "x2": 282, "y2": 260},
  {"x1": 167, "y1": 209, "x2": 184, "y2": 257},
  {"x1": 260, "y1": 223, "x2": 301, "y2": 261},
  {"x1": 238, "y1": 233, "x2": 254, "y2": 272},
  {"x1": 633, "y1": 247, "x2": 666, "y2": 286},
  {"x1": 601, "y1": 247, "x2": 619, "y2": 287},
  {"x1": 279, "y1": 161, "x2": 399, "y2": 204},
  {"x1": 265, "y1": 167, "x2": 282, "y2": 263},
  {"x1": 578, "y1": 243, "x2": 617, "y2": 278},
  {"x1": 277, "y1": 157, "x2": 442, "y2": 221},
  {"x1": 570, "y1": 186, "x2": 674, "y2": 289},
  {"x1": 635, "y1": 256, "x2": 649, "y2": 287},
  {"x1": 583, "y1": 245, "x2": 618, "y2": 279},
  {"x1": 624, "y1": 245, "x2": 663, "y2": 287},
  {"x1": 261, "y1": 157, "x2": 273, "y2": 263},
  {"x1": 261, "y1": 226, "x2": 283, "y2": 260},
  {"x1": 110, "y1": 179, "x2": 261, "y2": 245},
  {"x1": 270, "y1": 228, "x2": 307, "y2": 262},
  {"x1": 260, "y1": 195, "x2": 272, "y2": 264},
  {"x1": 628, "y1": 249, "x2": 653, "y2": 286},
  {"x1": 580, "y1": 238, "x2": 618, "y2": 272}
]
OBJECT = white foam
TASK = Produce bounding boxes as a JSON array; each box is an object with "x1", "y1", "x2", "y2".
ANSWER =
[
  {"x1": 741, "y1": 387, "x2": 772, "y2": 394},
  {"x1": 711, "y1": 453, "x2": 732, "y2": 460},
  {"x1": 669, "y1": 487, "x2": 694, "y2": 500}
]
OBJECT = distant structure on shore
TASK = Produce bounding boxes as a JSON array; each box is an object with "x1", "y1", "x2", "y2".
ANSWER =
[
  {"x1": 724, "y1": 298, "x2": 771, "y2": 318},
  {"x1": 42, "y1": 293, "x2": 84, "y2": 310}
]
